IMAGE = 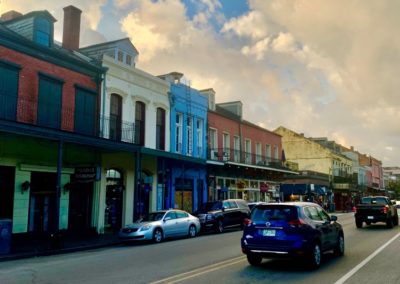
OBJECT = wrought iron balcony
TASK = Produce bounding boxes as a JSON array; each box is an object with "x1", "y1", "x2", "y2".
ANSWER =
[
  {"x1": 99, "y1": 115, "x2": 135, "y2": 143},
  {"x1": 208, "y1": 147, "x2": 287, "y2": 169},
  {"x1": 0, "y1": 97, "x2": 138, "y2": 144}
]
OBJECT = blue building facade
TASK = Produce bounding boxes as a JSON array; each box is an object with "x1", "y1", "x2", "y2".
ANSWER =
[{"x1": 157, "y1": 72, "x2": 208, "y2": 213}]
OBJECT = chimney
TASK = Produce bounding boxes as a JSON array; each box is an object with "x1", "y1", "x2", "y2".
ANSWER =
[
  {"x1": 62, "y1": 5, "x2": 82, "y2": 50},
  {"x1": 1, "y1": 10, "x2": 23, "y2": 22}
]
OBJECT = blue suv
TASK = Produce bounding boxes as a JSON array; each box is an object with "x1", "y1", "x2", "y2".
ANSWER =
[{"x1": 241, "y1": 202, "x2": 344, "y2": 269}]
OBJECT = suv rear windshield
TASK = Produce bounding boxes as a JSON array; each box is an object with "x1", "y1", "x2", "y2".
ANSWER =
[
  {"x1": 251, "y1": 205, "x2": 297, "y2": 221},
  {"x1": 361, "y1": 197, "x2": 387, "y2": 205}
]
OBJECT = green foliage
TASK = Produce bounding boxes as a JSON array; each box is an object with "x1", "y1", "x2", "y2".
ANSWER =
[{"x1": 387, "y1": 179, "x2": 400, "y2": 199}]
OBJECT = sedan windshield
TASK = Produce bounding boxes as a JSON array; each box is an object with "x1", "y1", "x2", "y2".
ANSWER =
[{"x1": 138, "y1": 212, "x2": 165, "y2": 222}]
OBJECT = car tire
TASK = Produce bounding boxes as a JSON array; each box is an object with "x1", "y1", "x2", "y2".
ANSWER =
[
  {"x1": 356, "y1": 220, "x2": 363, "y2": 228},
  {"x1": 365, "y1": 221, "x2": 371, "y2": 225},
  {"x1": 247, "y1": 253, "x2": 262, "y2": 266},
  {"x1": 215, "y1": 220, "x2": 224, "y2": 233},
  {"x1": 386, "y1": 217, "x2": 394, "y2": 228},
  {"x1": 153, "y1": 228, "x2": 163, "y2": 243},
  {"x1": 308, "y1": 243, "x2": 322, "y2": 269},
  {"x1": 393, "y1": 215, "x2": 399, "y2": 226},
  {"x1": 188, "y1": 225, "x2": 197, "y2": 238},
  {"x1": 333, "y1": 234, "x2": 345, "y2": 256}
]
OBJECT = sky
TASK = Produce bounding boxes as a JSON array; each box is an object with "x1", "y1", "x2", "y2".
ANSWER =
[{"x1": 1, "y1": 0, "x2": 400, "y2": 166}]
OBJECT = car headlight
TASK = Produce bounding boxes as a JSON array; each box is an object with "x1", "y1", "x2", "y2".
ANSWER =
[
  {"x1": 140, "y1": 224, "x2": 152, "y2": 231},
  {"x1": 206, "y1": 214, "x2": 214, "y2": 221}
]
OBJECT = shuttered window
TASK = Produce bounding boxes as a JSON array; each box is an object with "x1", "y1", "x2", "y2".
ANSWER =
[
  {"x1": 74, "y1": 88, "x2": 97, "y2": 136},
  {"x1": 0, "y1": 62, "x2": 19, "y2": 120},
  {"x1": 37, "y1": 75, "x2": 62, "y2": 129}
]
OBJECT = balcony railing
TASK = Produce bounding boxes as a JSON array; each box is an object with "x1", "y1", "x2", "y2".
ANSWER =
[
  {"x1": 1, "y1": 97, "x2": 138, "y2": 144},
  {"x1": 208, "y1": 147, "x2": 287, "y2": 169},
  {"x1": 99, "y1": 115, "x2": 135, "y2": 143}
]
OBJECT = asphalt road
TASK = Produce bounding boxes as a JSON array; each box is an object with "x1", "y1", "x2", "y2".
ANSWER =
[{"x1": 0, "y1": 213, "x2": 399, "y2": 284}]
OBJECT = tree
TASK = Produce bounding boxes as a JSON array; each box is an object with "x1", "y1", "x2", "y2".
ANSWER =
[{"x1": 387, "y1": 179, "x2": 400, "y2": 199}]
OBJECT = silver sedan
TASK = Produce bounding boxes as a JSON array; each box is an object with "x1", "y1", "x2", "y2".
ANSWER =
[{"x1": 119, "y1": 209, "x2": 201, "y2": 243}]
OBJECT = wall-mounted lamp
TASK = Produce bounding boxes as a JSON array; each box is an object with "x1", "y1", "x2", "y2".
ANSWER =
[
  {"x1": 63, "y1": 182, "x2": 71, "y2": 194},
  {"x1": 21, "y1": 181, "x2": 30, "y2": 194}
]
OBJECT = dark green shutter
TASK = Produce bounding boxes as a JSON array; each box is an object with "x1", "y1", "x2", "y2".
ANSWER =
[
  {"x1": 74, "y1": 88, "x2": 96, "y2": 135},
  {"x1": 0, "y1": 65, "x2": 18, "y2": 120},
  {"x1": 37, "y1": 77, "x2": 62, "y2": 128}
]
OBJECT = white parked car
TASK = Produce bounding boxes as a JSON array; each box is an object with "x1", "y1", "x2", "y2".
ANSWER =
[{"x1": 119, "y1": 209, "x2": 201, "y2": 243}]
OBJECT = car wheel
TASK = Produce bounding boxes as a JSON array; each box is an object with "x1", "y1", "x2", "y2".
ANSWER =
[
  {"x1": 394, "y1": 216, "x2": 399, "y2": 226},
  {"x1": 333, "y1": 234, "x2": 345, "y2": 256},
  {"x1": 247, "y1": 253, "x2": 262, "y2": 266},
  {"x1": 153, "y1": 228, "x2": 163, "y2": 243},
  {"x1": 188, "y1": 225, "x2": 197, "y2": 238},
  {"x1": 215, "y1": 220, "x2": 224, "y2": 233},
  {"x1": 386, "y1": 217, "x2": 394, "y2": 228},
  {"x1": 308, "y1": 243, "x2": 322, "y2": 269},
  {"x1": 356, "y1": 220, "x2": 363, "y2": 228}
]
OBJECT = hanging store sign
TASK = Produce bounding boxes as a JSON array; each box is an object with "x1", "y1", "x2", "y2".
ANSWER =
[{"x1": 74, "y1": 166, "x2": 100, "y2": 182}]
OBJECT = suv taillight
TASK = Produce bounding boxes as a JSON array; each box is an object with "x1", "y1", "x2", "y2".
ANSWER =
[
  {"x1": 382, "y1": 205, "x2": 389, "y2": 214},
  {"x1": 288, "y1": 218, "x2": 306, "y2": 227},
  {"x1": 243, "y1": 218, "x2": 252, "y2": 226}
]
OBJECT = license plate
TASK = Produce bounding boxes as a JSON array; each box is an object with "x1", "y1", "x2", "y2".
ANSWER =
[
  {"x1": 367, "y1": 216, "x2": 374, "y2": 220},
  {"x1": 262, "y1": 229, "x2": 276, "y2": 237}
]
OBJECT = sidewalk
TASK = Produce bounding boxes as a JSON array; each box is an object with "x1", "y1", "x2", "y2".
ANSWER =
[{"x1": 0, "y1": 231, "x2": 122, "y2": 262}]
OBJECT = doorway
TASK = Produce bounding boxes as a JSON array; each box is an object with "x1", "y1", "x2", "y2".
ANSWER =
[
  {"x1": 0, "y1": 166, "x2": 15, "y2": 219},
  {"x1": 175, "y1": 178, "x2": 193, "y2": 213},
  {"x1": 68, "y1": 182, "x2": 93, "y2": 234},
  {"x1": 29, "y1": 172, "x2": 57, "y2": 235},
  {"x1": 104, "y1": 169, "x2": 124, "y2": 232}
]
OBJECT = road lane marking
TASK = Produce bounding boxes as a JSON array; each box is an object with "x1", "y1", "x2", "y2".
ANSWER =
[
  {"x1": 334, "y1": 232, "x2": 400, "y2": 284},
  {"x1": 149, "y1": 256, "x2": 246, "y2": 284}
]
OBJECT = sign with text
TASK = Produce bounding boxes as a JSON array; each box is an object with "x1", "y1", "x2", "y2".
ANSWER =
[{"x1": 74, "y1": 166, "x2": 100, "y2": 182}]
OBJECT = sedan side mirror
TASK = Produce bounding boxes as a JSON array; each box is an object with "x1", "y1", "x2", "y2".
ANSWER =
[
  {"x1": 330, "y1": 215, "x2": 338, "y2": 222},
  {"x1": 164, "y1": 217, "x2": 171, "y2": 222}
]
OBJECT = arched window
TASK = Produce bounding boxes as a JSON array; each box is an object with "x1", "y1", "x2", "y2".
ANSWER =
[
  {"x1": 110, "y1": 94, "x2": 122, "y2": 141},
  {"x1": 156, "y1": 108, "x2": 165, "y2": 150},
  {"x1": 135, "y1": 101, "x2": 145, "y2": 146}
]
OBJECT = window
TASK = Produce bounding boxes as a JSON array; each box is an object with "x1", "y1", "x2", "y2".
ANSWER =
[
  {"x1": 175, "y1": 113, "x2": 183, "y2": 153},
  {"x1": 0, "y1": 62, "x2": 19, "y2": 120},
  {"x1": 196, "y1": 119, "x2": 203, "y2": 157},
  {"x1": 222, "y1": 133, "x2": 230, "y2": 154},
  {"x1": 209, "y1": 128, "x2": 217, "y2": 159},
  {"x1": 234, "y1": 136, "x2": 240, "y2": 162},
  {"x1": 156, "y1": 108, "x2": 165, "y2": 150},
  {"x1": 176, "y1": 211, "x2": 188, "y2": 218},
  {"x1": 35, "y1": 17, "x2": 51, "y2": 47},
  {"x1": 274, "y1": 145, "x2": 279, "y2": 159},
  {"x1": 37, "y1": 75, "x2": 62, "y2": 129},
  {"x1": 245, "y1": 139, "x2": 251, "y2": 164},
  {"x1": 135, "y1": 101, "x2": 145, "y2": 146},
  {"x1": 74, "y1": 88, "x2": 96, "y2": 136},
  {"x1": 187, "y1": 116, "x2": 193, "y2": 156},
  {"x1": 255, "y1": 143, "x2": 262, "y2": 164},
  {"x1": 265, "y1": 144, "x2": 271, "y2": 160},
  {"x1": 117, "y1": 51, "x2": 123, "y2": 62},
  {"x1": 109, "y1": 94, "x2": 122, "y2": 141},
  {"x1": 126, "y1": 55, "x2": 132, "y2": 66}
]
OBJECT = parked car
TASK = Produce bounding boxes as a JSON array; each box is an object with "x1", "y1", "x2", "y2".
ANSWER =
[
  {"x1": 119, "y1": 209, "x2": 200, "y2": 243},
  {"x1": 241, "y1": 202, "x2": 344, "y2": 269},
  {"x1": 194, "y1": 199, "x2": 250, "y2": 233},
  {"x1": 354, "y1": 196, "x2": 398, "y2": 228}
]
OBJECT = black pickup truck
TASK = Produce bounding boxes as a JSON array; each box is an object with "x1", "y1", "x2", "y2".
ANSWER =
[{"x1": 354, "y1": 196, "x2": 398, "y2": 228}]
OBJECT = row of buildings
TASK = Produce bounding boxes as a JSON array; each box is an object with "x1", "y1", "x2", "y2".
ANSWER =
[{"x1": 0, "y1": 6, "x2": 387, "y2": 241}]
